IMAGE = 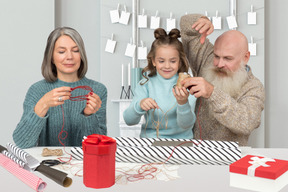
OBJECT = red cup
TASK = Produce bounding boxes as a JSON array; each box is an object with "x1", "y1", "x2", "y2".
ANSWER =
[{"x1": 82, "y1": 134, "x2": 117, "y2": 188}]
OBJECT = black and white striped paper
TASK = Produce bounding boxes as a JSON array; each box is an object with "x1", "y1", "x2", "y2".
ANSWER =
[{"x1": 71, "y1": 137, "x2": 241, "y2": 165}]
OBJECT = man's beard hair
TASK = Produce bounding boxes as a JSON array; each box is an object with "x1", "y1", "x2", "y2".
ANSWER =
[{"x1": 203, "y1": 62, "x2": 248, "y2": 97}]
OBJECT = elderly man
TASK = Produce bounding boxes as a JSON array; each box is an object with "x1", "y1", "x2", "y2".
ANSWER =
[{"x1": 180, "y1": 14, "x2": 265, "y2": 146}]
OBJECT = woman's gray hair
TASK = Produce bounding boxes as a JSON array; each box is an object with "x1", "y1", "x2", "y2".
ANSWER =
[{"x1": 41, "y1": 27, "x2": 88, "y2": 82}]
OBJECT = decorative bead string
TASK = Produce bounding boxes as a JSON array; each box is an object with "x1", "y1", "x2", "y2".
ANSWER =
[{"x1": 57, "y1": 86, "x2": 93, "y2": 167}]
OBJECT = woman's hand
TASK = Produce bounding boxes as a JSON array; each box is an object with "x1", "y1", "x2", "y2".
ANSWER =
[
  {"x1": 173, "y1": 86, "x2": 189, "y2": 105},
  {"x1": 83, "y1": 92, "x2": 102, "y2": 116},
  {"x1": 35, "y1": 87, "x2": 72, "y2": 117},
  {"x1": 140, "y1": 98, "x2": 159, "y2": 111}
]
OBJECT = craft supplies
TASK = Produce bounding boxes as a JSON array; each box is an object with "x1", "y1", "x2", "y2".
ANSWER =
[{"x1": 42, "y1": 148, "x2": 63, "y2": 157}]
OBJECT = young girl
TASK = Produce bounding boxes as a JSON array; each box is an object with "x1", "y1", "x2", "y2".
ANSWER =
[{"x1": 123, "y1": 28, "x2": 196, "y2": 139}]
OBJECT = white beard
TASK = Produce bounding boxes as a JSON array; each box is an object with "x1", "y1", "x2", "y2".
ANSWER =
[{"x1": 203, "y1": 63, "x2": 248, "y2": 98}]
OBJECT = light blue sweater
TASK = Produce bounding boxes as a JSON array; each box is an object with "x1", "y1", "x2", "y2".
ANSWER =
[
  {"x1": 13, "y1": 77, "x2": 107, "y2": 148},
  {"x1": 123, "y1": 73, "x2": 196, "y2": 139}
]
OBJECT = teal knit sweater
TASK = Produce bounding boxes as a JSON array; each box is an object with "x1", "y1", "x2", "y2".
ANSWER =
[
  {"x1": 123, "y1": 73, "x2": 197, "y2": 139},
  {"x1": 13, "y1": 77, "x2": 107, "y2": 148}
]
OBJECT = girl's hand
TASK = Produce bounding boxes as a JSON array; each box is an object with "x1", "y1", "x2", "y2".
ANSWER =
[
  {"x1": 140, "y1": 98, "x2": 159, "y2": 111},
  {"x1": 173, "y1": 86, "x2": 189, "y2": 105},
  {"x1": 35, "y1": 86, "x2": 72, "y2": 117},
  {"x1": 84, "y1": 92, "x2": 102, "y2": 116}
]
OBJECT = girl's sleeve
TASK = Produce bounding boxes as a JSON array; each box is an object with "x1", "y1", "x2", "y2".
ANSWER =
[
  {"x1": 123, "y1": 81, "x2": 148, "y2": 126},
  {"x1": 176, "y1": 95, "x2": 197, "y2": 130}
]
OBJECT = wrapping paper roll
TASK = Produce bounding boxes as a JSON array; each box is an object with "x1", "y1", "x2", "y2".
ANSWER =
[{"x1": 0, "y1": 154, "x2": 47, "y2": 192}]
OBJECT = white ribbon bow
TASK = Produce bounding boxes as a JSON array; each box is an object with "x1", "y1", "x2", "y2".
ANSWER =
[{"x1": 247, "y1": 156, "x2": 276, "y2": 176}]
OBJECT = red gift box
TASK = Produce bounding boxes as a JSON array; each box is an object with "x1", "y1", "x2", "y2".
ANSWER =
[
  {"x1": 229, "y1": 155, "x2": 288, "y2": 192},
  {"x1": 82, "y1": 134, "x2": 117, "y2": 189}
]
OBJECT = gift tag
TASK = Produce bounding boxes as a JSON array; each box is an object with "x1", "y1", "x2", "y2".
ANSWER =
[
  {"x1": 138, "y1": 15, "x2": 147, "y2": 28},
  {"x1": 110, "y1": 10, "x2": 120, "y2": 23},
  {"x1": 125, "y1": 43, "x2": 136, "y2": 57},
  {"x1": 150, "y1": 16, "x2": 160, "y2": 29},
  {"x1": 248, "y1": 5, "x2": 257, "y2": 25},
  {"x1": 212, "y1": 10, "x2": 221, "y2": 30},
  {"x1": 166, "y1": 13, "x2": 176, "y2": 32},
  {"x1": 119, "y1": 6, "x2": 131, "y2": 25},
  {"x1": 213, "y1": 17, "x2": 222, "y2": 29},
  {"x1": 138, "y1": 41, "x2": 147, "y2": 60},
  {"x1": 249, "y1": 37, "x2": 257, "y2": 56},
  {"x1": 105, "y1": 39, "x2": 117, "y2": 54},
  {"x1": 105, "y1": 34, "x2": 117, "y2": 54},
  {"x1": 226, "y1": 15, "x2": 238, "y2": 29}
]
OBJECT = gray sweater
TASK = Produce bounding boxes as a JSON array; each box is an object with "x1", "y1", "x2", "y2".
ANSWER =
[
  {"x1": 180, "y1": 14, "x2": 265, "y2": 146},
  {"x1": 13, "y1": 77, "x2": 107, "y2": 148}
]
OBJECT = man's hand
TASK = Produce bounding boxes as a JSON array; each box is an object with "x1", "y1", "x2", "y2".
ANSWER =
[
  {"x1": 182, "y1": 77, "x2": 214, "y2": 98},
  {"x1": 192, "y1": 16, "x2": 214, "y2": 44}
]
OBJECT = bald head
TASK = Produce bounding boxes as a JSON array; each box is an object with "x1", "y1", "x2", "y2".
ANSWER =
[{"x1": 215, "y1": 30, "x2": 249, "y2": 54}]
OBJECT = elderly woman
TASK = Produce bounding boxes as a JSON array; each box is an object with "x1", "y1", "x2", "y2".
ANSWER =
[{"x1": 13, "y1": 27, "x2": 107, "y2": 148}]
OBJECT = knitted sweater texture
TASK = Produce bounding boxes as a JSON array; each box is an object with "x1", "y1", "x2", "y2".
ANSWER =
[
  {"x1": 123, "y1": 73, "x2": 197, "y2": 139},
  {"x1": 13, "y1": 77, "x2": 107, "y2": 148},
  {"x1": 180, "y1": 14, "x2": 265, "y2": 146}
]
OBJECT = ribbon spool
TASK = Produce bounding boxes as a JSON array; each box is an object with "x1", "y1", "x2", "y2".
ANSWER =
[{"x1": 82, "y1": 134, "x2": 116, "y2": 189}]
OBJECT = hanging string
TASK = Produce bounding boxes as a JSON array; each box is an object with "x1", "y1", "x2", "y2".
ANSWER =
[
  {"x1": 57, "y1": 85, "x2": 94, "y2": 164},
  {"x1": 119, "y1": 98, "x2": 204, "y2": 182},
  {"x1": 143, "y1": 102, "x2": 177, "y2": 138}
]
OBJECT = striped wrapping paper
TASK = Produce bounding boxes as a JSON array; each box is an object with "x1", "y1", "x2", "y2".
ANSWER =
[
  {"x1": 0, "y1": 154, "x2": 47, "y2": 192},
  {"x1": 71, "y1": 137, "x2": 241, "y2": 165}
]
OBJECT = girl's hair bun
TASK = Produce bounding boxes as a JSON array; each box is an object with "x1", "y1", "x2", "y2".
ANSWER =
[
  {"x1": 168, "y1": 28, "x2": 181, "y2": 39},
  {"x1": 154, "y1": 28, "x2": 167, "y2": 39}
]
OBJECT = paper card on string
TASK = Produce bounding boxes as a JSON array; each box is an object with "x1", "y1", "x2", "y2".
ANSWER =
[
  {"x1": 150, "y1": 16, "x2": 160, "y2": 29},
  {"x1": 249, "y1": 43, "x2": 257, "y2": 56},
  {"x1": 125, "y1": 43, "x2": 136, "y2": 57},
  {"x1": 166, "y1": 18, "x2": 176, "y2": 32},
  {"x1": 110, "y1": 10, "x2": 120, "y2": 23},
  {"x1": 105, "y1": 39, "x2": 117, "y2": 54},
  {"x1": 138, "y1": 46, "x2": 147, "y2": 60},
  {"x1": 212, "y1": 16, "x2": 222, "y2": 30},
  {"x1": 119, "y1": 11, "x2": 131, "y2": 25},
  {"x1": 226, "y1": 15, "x2": 238, "y2": 29},
  {"x1": 138, "y1": 15, "x2": 147, "y2": 28},
  {"x1": 248, "y1": 12, "x2": 257, "y2": 25}
]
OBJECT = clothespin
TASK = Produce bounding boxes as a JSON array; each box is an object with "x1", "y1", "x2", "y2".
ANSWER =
[
  {"x1": 250, "y1": 36, "x2": 254, "y2": 44},
  {"x1": 216, "y1": 10, "x2": 219, "y2": 18},
  {"x1": 251, "y1": 4, "x2": 254, "y2": 13},
  {"x1": 141, "y1": 40, "x2": 144, "y2": 48},
  {"x1": 111, "y1": 33, "x2": 114, "y2": 41},
  {"x1": 205, "y1": 11, "x2": 211, "y2": 20},
  {"x1": 130, "y1": 37, "x2": 133, "y2": 45},
  {"x1": 170, "y1": 12, "x2": 173, "y2": 20},
  {"x1": 117, "y1": 3, "x2": 120, "y2": 11},
  {"x1": 155, "y1": 10, "x2": 159, "y2": 17},
  {"x1": 124, "y1": 5, "x2": 127, "y2": 13},
  {"x1": 142, "y1": 8, "x2": 145, "y2": 16}
]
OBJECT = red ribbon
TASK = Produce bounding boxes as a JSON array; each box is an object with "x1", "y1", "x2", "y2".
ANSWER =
[{"x1": 83, "y1": 134, "x2": 115, "y2": 145}]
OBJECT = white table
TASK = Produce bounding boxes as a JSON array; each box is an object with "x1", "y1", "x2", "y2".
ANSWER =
[{"x1": 1, "y1": 147, "x2": 288, "y2": 192}]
